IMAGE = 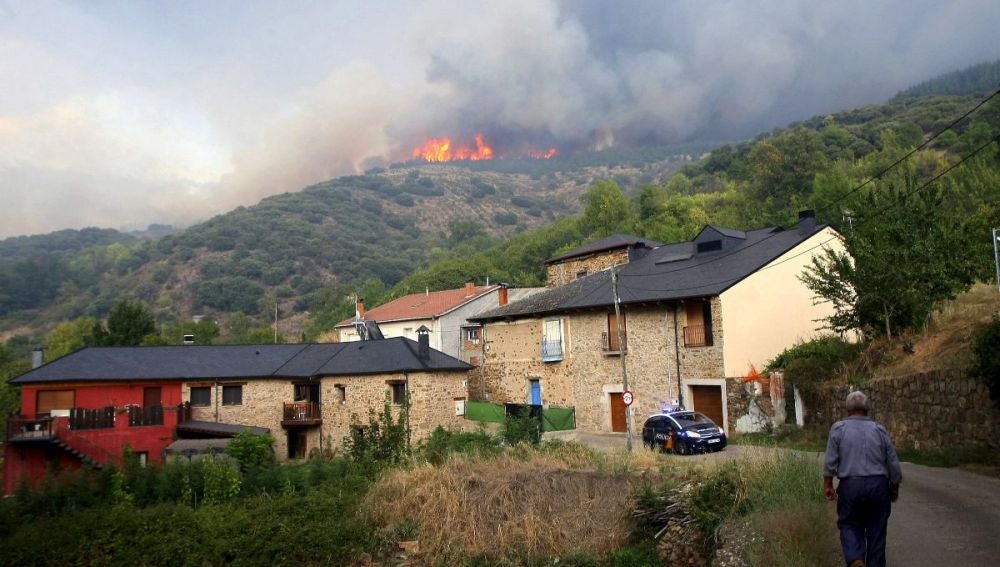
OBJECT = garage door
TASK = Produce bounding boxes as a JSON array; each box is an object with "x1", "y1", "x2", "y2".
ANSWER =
[{"x1": 691, "y1": 385, "x2": 724, "y2": 428}]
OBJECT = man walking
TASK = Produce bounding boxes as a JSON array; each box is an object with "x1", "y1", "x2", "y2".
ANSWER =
[{"x1": 823, "y1": 391, "x2": 902, "y2": 567}]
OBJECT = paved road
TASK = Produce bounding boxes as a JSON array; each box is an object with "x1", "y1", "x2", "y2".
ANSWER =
[{"x1": 887, "y1": 462, "x2": 1000, "y2": 567}]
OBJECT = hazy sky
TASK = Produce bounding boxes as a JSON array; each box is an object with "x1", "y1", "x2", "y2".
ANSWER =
[{"x1": 1, "y1": 0, "x2": 998, "y2": 238}]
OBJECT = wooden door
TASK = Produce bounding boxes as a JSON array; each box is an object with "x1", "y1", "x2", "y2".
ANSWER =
[
  {"x1": 610, "y1": 392, "x2": 627, "y2": 432},
  {"x1": 144, "y1": 387, "x2": 162, "y2": 407},
  {"x1": 691, "y1": 385, "x2": 724, "y2": 427}
]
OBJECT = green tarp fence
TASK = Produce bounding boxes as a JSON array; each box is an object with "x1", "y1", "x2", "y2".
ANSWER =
[
  {"x1": 541, "y1": 406, "x2": 576, "y2": 432},
  {"x1": 465, "y1": 401, "x2": 506, "y2": 423},
  {"x1": 465, "y1": 401, "x2": 576, "y2": 431}
]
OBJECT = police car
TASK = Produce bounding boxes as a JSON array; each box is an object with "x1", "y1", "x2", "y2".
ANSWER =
[{"x1": 641, "y1": 409, "x2": 727, "y2": 455}]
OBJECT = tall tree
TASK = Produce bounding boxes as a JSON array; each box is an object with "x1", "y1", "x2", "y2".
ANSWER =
[
  {"x1": 100, "y1": 299, "x2": 158, "y2": 346},
  {"x1": 801, "y1": 174, "x2": 980, "y2": 338},
  {"x1": 581, "y1": 180, "x2": 632, "y2": 238}
]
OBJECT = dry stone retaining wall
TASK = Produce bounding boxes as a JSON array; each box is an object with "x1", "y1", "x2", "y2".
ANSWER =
[{"x1": 806, "y1": 370, "x2": 1000, "y2": 449}]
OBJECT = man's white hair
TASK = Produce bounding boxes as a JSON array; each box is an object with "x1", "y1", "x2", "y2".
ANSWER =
[{"x1": 845, "y1": 390, "x2": 870, "y2": 413}]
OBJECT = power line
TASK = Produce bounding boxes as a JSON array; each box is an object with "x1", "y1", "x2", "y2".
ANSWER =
[{"x1": 814, "y1": 87, "x2": 1000, "y2": 216}]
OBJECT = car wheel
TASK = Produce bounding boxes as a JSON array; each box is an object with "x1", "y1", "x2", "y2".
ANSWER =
[{"x1": 676, "y1": 440, "x2": 688, "y2": 455}]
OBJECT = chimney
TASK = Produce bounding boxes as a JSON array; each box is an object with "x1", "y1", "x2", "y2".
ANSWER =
[
  {"x1": 355, "y1": 297, "x2": 366, "y2": 320},
  {"x1": 416, "y1": 325, "x2": 430, "y2": 360},
  {"x1": 465, "y1": 278, "x2": 476, "y2": 296},
  {"x1": 498, "y1": 284, "x2": 509, "y2": 306},
  {"x1": 31, "y1": 345, "x2": 44, "y2": 369},
  {"x1": 798, "y1": 210, "x2": 817, "y2": 235},
  {"x1": 182, "y1": 334, "x2": 195, "y2": 345}
]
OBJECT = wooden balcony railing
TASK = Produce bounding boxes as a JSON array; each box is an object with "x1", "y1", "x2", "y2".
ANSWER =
[
  {"x1": 70, "y1": 406, "x2": 115, "y2": 430},
  {"x1": 683, "y1": 325, "x2": 713, "y2": 347},
  {"x1": 128, "y1": 404, "x2": 164, "y2": 427},
  {"x1": 601, "y1": 332, "x2": 627, "y2": 354},
  {"x1": 282, "y1": 402, "x2": 322, "y2": 426}
]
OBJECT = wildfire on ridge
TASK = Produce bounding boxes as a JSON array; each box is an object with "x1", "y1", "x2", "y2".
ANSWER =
[{"x1": 412, "y1": 134, "x2": 557, "y2": 162}]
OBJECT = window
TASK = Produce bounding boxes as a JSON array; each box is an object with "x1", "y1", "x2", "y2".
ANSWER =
[
  {"x1": 390, "y1": 382, "x2": 406, "y2": 405},
  {"x1": 335, "y1": 384, "x2": 347, "y2": 404},
  {"x1": 697, "y1": 240, "x2": 722, "y2": 253},
  {"x1": 605, "y1": 313, "x2": 627, "y2": 352},
  {"x1": 136, "y1": 452, "x2": 148, "y2": 467},
  {"x1": 541, "y1": 318, "x2": 563, "y2": 361},
  {"x1": 465, "y1": 327, "x2": 481, "y2": 343},
  {"x1": 222, "y1": 385, "x2": 243, "y2": 406},
  {"x1": 190, "y1": 387, "x2": 211, "y2": 407},
  {"x1": 576, "y1": 269, "x2": 588, "y2": 279},
  {"x1": 37, "y1": 390, "x2": 75, "y2": 415}
]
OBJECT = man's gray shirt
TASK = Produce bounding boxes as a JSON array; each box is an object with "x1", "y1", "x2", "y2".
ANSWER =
[{"x1": 824, "y1": 415, "x2": 903, "y2": 485}]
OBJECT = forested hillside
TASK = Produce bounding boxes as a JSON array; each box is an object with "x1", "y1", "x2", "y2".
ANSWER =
[{"x1": 0, "y1": 154, "x2": 685, "y2": 341}]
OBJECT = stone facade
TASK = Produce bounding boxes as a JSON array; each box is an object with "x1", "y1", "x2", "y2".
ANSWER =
[
  {"x1": 183, "y1": 370, "x2": 470, "y2": 460},
  {"x1": 479, "y1": 298, "x2": 730, "y2": 432},
  {"x1": 806, "y1": 370, "x2": 1000, "y2": 449},
  {"x1": 545, "y1": 248, "x2": 630, "y2": 287}
]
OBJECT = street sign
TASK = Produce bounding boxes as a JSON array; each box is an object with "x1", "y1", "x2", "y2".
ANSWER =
[{"x1": 622, "y1": 390, "x2": 634, "y2": 406}]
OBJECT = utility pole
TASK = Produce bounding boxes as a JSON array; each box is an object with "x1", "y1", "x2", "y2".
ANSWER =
[
  {"x1": 611, "y1": 265, "x2": 633, "y2": 452},
  {"x1": 993, "y1": 228, "x2": 1000, "y2": 293},
  {"x1": 274, "y1": 300, "x2": 278, "y2": 344}
]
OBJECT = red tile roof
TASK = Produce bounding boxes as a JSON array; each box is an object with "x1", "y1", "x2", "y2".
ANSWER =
[{"x1": 336, "y1": 285, "x2": 499, "y2": 326}]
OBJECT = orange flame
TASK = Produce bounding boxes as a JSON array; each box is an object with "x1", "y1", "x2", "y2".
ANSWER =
[
  {"x1": 412, "y1": 134, "x2": 495, "y2": 162},
  {"x1": 412, "y1": 135, "x2": 557, "y2": 162}
]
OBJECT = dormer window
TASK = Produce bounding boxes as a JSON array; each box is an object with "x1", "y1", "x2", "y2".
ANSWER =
[{"x1": 697, "y1": 240, "x2": 722, "y2": 253}]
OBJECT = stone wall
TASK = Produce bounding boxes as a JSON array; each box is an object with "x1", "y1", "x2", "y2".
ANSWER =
[
  {"x1": 183, "y1": 369, "x2": 471, "y2": 461},
  {"x1": 545, "y1": 249, "x2": 629, "y2": 287},
  {"x1": 806, "y1": 370, "x2": 1000, "y2": 449}
]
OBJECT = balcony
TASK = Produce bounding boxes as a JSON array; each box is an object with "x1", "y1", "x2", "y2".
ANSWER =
[
  {"x1": 70, "y1": 406, "x2": 116, "y2": 430},
  {"x1": 683, "y1": 325, "x2": 713, "y2": 347},
  {"x1": 6, "y1": 416, "x2": 55, "y2": 442},
  {"x1": 602, "y1": 332, "x2": 627, "y2": 355},
  {"x1": 540, "y1": 337, "x2": 564, "y2": 362},
  {"x1": 282, "y1": 401, "x2": 322, "y2": 427},
  {"x1": 128, "y1": 404, "x2": 164, "y2": 427}
]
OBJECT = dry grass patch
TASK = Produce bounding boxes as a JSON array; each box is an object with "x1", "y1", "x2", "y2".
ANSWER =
[
  {"x1": 364, "y1": 451, "x2": 637, "y2": 563},
  {"x1": 877, "y1": 283, "x2": 1000, "y2": 376}
]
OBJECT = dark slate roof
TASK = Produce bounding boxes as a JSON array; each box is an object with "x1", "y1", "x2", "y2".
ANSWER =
[
  {"x1": 9, "y1": 338, "x2": 472, "y2": 385},
  {"x1": 175, "y1": 421, "x2": 271, "y2": 438},
  {"x1": 474, "y1": 223, "x2": 830, "y2": 321},
  {"x1": 545, "y1": 234, "x2": 659, "y2": 264}
]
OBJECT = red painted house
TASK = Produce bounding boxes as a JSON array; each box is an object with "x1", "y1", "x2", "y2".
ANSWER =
[{"x1": 4, "y1": 377, "x2": 183, "y2": 494}]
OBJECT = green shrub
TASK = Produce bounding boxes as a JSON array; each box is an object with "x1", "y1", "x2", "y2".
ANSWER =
[
  {"x1": 970, "y1": 314, "x2": 1000, "y2": 404},
  {"x1": 420, "y1": 425, "x2": 501, "y2": 465},
  {"x1": 344, "y1": 396, "x2": 410, "y2": 475},
  {"x1": 501, "y1": 410, "x2": 541, "y2": 446}
]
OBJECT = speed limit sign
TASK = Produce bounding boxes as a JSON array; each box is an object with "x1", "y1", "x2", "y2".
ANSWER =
[{"x1": 622, "y1": 390, "x2": 634, "y2": 406}]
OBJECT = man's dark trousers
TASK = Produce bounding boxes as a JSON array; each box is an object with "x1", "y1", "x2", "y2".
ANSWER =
[{"x1": 837, "y1": 476, "x2": 891, "y2": 567}]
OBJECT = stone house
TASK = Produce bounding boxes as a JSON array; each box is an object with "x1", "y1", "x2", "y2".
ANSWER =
[
  {"x1": 336, "y1": 280, "x2": 543, "y2": 366},
  {"x1": 544, "y1": 234, "x2": 658, "y2": 287},
  {"x1": 470, "y1": 212, "x2": 844, "y2": 434},
  {"x1": 4, "y1": 335, "x2": 472, "y2": 491}
]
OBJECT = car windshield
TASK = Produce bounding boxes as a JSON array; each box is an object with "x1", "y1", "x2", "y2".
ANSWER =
[{"x1": 672, "y1": 412, "x2": 714, "y2": 427}]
